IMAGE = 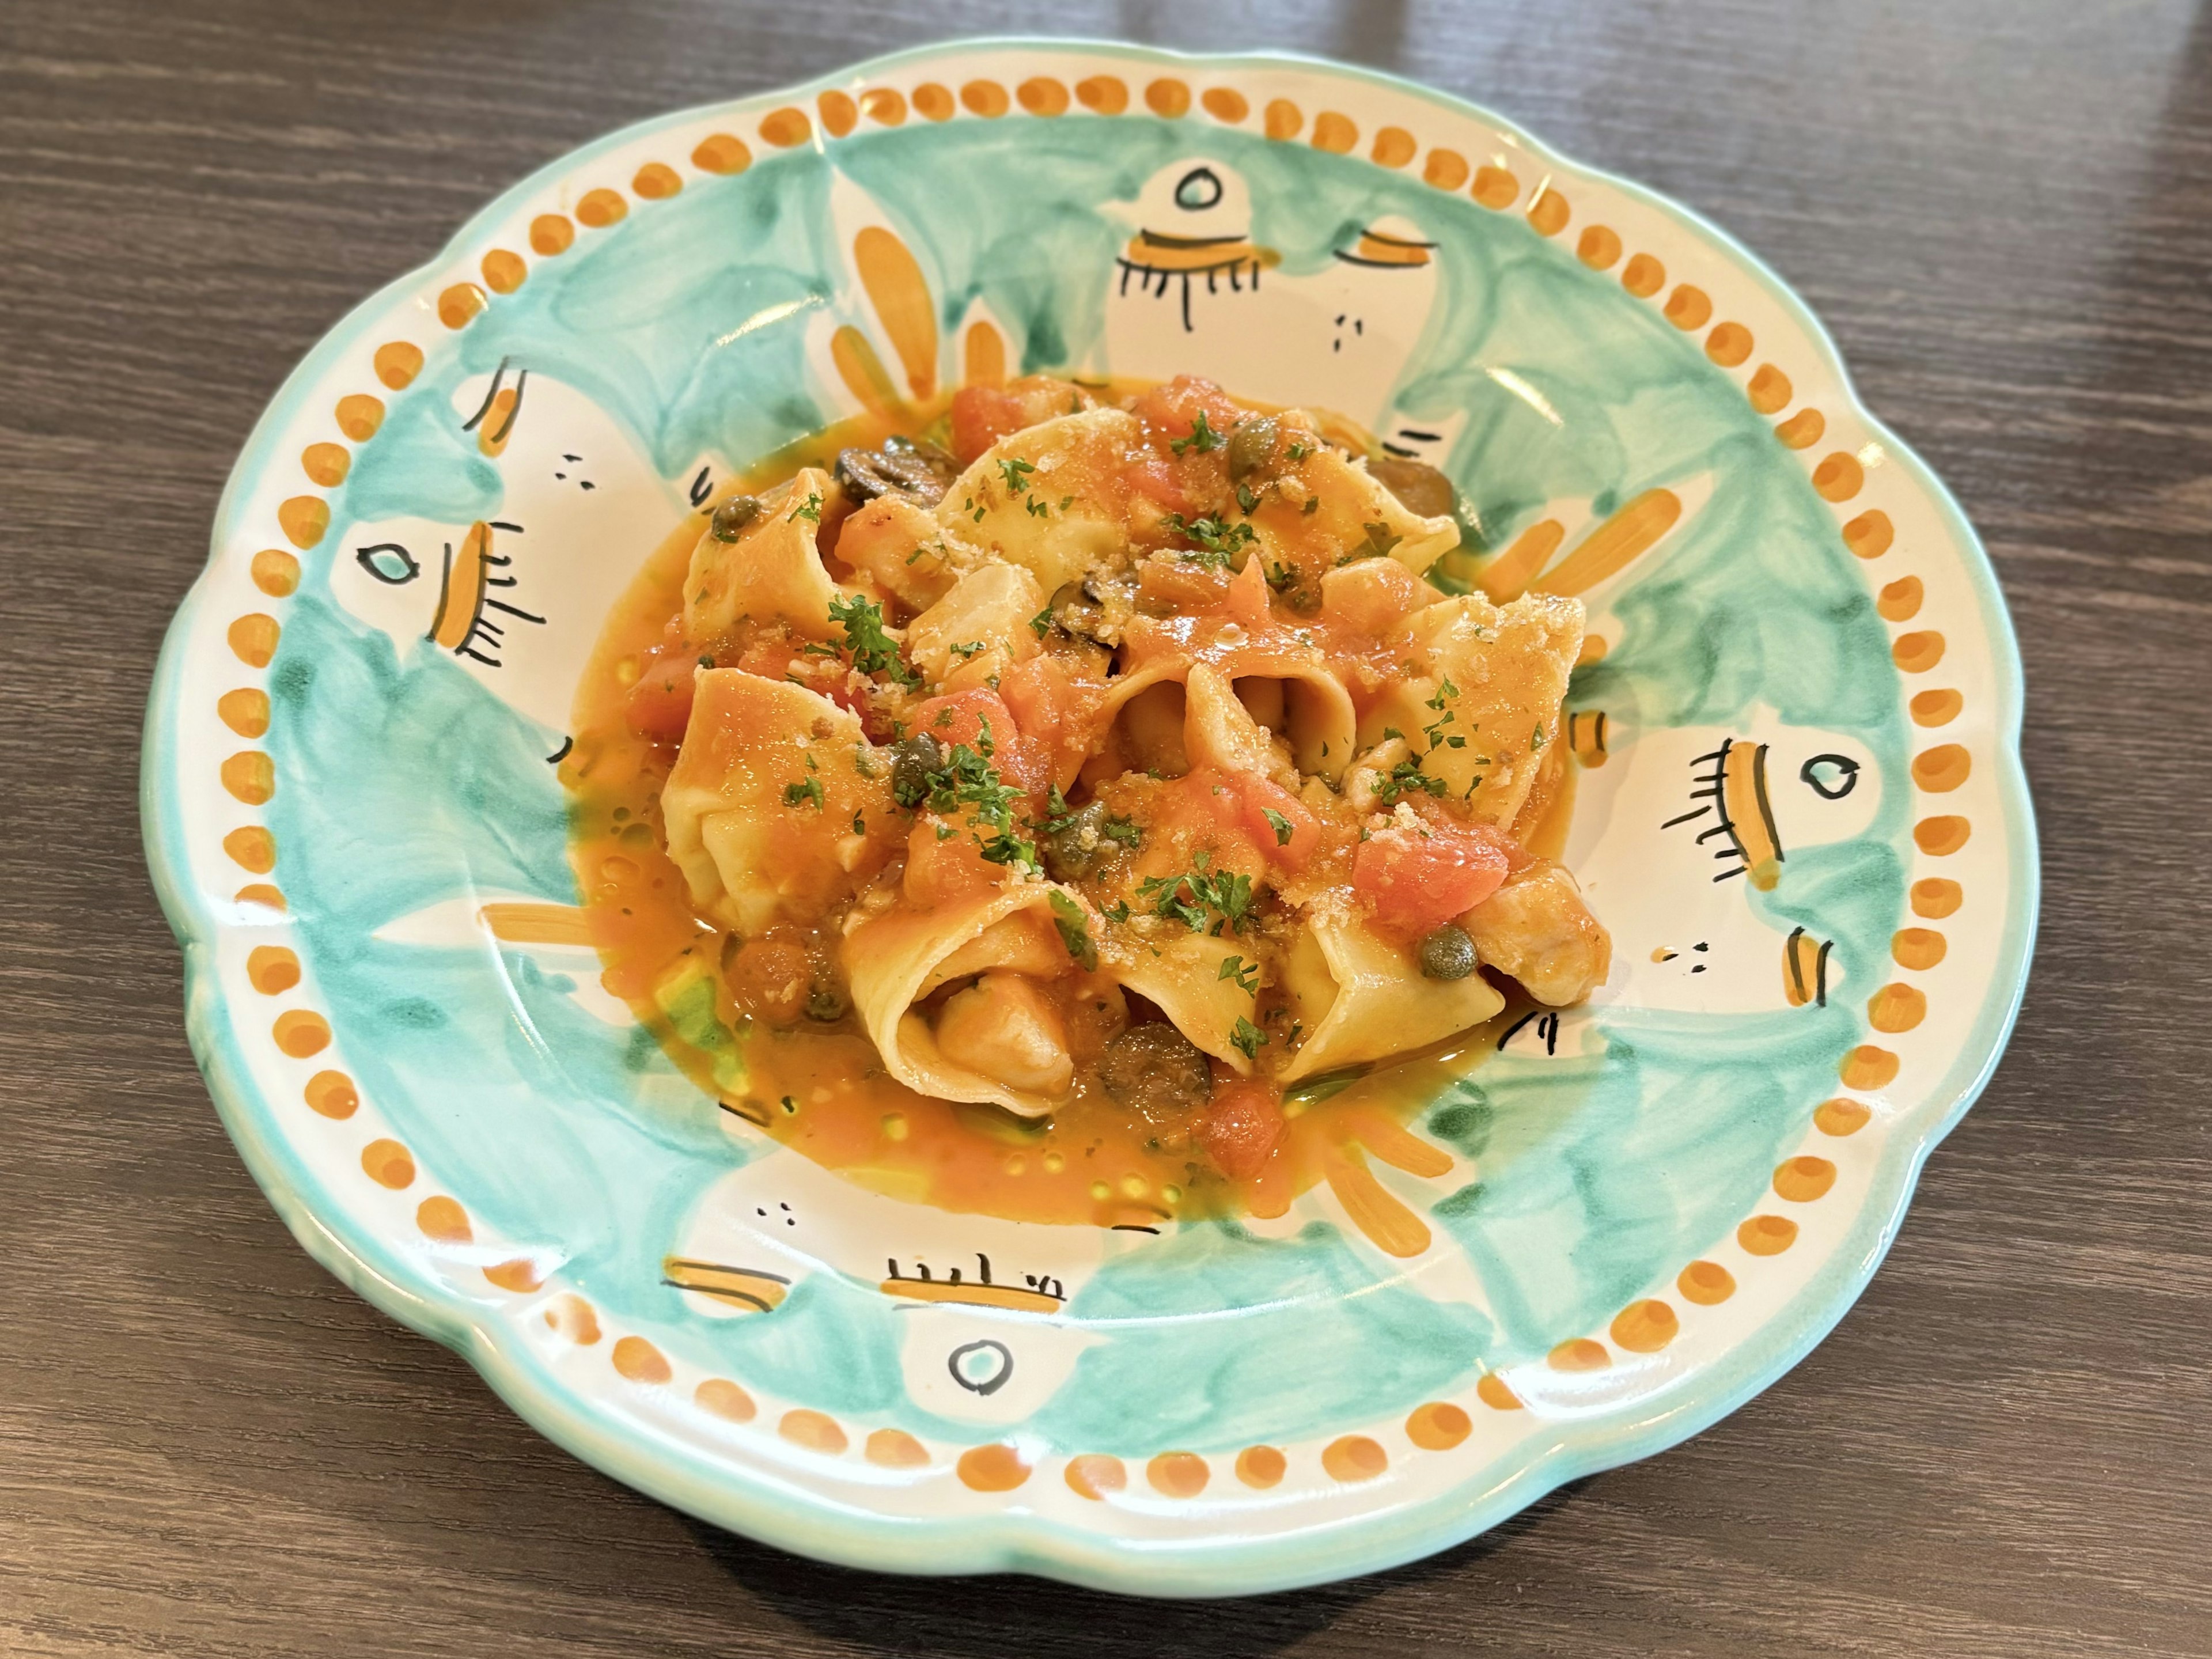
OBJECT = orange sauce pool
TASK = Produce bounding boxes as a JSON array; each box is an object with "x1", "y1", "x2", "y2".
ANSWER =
[{"x1": 561, "y1": 395, "x2": 1579, "y2": 1231}]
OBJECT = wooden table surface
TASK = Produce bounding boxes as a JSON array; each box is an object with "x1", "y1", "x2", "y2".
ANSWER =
[{"x1": 5, "y1": 0, "x2": 2209, "y2": 1652}]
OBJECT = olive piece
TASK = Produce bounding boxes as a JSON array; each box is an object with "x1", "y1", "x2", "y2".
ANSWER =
[
  {"x1": 1418, "y1": 924, "x2": 1478, "y2": 981},
  {"x1": 1369, "y1": 457, "x2": 1457, "y2": 519},
  {"x1": 1041, "y1": 801, "x2": 1112, "y2": 880},
  {"x1": 889, "y1": 732, "x2": 944, "y2": 806},
  {"x1": 1227, "y1": 415, "x2": 1281, "y2": 482},
  {"x1": 834, "y1": 434, "x2": 960, "y2": 507},
  {"x1": 805, "y1": 982, "x2": 851, "y2": 1022},
  {"x1": 709, "y1": 494, "x2": 763, "y2": 543},
  {"x1": 1099, "y1": 1024, "x2": 1213, "y2": 1123}
]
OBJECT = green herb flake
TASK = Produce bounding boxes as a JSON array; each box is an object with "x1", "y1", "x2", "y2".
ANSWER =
[
  {"x1": 1161, "y1": 512, "x2": 1257, "y2": 570},
  {"x1": 1218, "y1": 955, "x2": 1260, "y2": 994},
  {"x1": 1169, "y1": 410, "x2": 1224, "y2": 457},
  {"x1": 1262, "y1": 808, "x2": 1294, "y2": 847},
  {"x1": 1138, "y1": 862, "x2": 1256, "y2": 935},
  {"x1": 1048, "y1": 892, "x2": 1099, "y2": 971},
  {"x1": 1230, "y1": 1016, "x2": 1268, "y2": 1060},
  {"x1": 1029, "y1": 607, "x2": 1054, "y2": 639},
  {"x1": 827, "y1": 592, "x2": 921, "y2": 687},
  {"x1": 787, "y1": 491, "x2": 823, "y2": 524},
  {"x1": 783, "y1": 775, "x2": 825, "y2": 810}
]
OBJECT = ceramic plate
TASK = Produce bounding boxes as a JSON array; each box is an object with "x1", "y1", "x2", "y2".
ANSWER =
[{"x1": 144, "y1": 40, "x2": 2035, "y2": 1596}]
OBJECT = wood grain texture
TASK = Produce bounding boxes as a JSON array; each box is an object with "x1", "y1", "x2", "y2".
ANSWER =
[{"x1": 3, "y1": 0, "x2": 2209, "y2": 1652}]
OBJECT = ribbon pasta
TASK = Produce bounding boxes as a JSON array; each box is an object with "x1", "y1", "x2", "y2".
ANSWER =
[{"x1": 620, "y1": 373, "x2": 1611, "y2": 1185}]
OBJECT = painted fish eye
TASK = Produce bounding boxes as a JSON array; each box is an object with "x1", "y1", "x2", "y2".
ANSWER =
[
  {"x1": 1800, "y1": 752, "x2": 1860, "y2": 800},
  {"x1": 355, "y1": 543, "x2": 421, "y2": 585},
  {"x1": 1173, "y1": 165, "x2": 1224, "y2": 211}
]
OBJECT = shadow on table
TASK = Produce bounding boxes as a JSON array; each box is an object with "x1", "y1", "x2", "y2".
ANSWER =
[{"x1": 679, "y1": 1479, "x2": 1585, "y2": 1655}]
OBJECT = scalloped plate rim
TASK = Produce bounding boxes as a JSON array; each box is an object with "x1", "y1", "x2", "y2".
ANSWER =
[{"x1": 141, "y1": 36, "x2": 2039, "y2": 1597}]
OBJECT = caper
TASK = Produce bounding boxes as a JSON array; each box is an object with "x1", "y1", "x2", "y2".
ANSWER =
[
  {"x1": 1042, "y1": 800, "x2": 1111, "y2": 881},
  {"x1": 709, "y1": 494, "x2": 763, "y2": 542},
  {"x1": 889, "y1": 732, "x2": 944, "y2": 806},
  {"x1": 1099, "y1": 1024, "x2": 1213, "y2": 1123},
  {"x1": 1418, "y1": 924, "x2": 1478, "y2": 981},
  {"x1": 805, "y1": 982, "x2": 851, "y2": 1022},
  {"x1": 1227, "y1": 415, "x2": 1281, "y2": 482},
  {"x1": 1369, "y1": 458, "x2": 1456, "y2": 519}
]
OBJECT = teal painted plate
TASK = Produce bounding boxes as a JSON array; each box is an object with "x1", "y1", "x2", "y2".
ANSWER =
[{"x1": 143, "y1": 40, "x2": 2035, "y2": 1597}]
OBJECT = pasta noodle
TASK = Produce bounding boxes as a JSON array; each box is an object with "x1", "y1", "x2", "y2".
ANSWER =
[{"x1": 571, "y1": 374, "x2": 1611, "y2": 1219}]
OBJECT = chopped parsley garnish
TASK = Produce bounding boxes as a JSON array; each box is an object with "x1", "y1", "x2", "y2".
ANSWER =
[
  {"x1": 1236, "y1": 482, "x2": 1260, "y2": 516},
  {"x1": 787, "y1": 491, "x2": 823, "y2": 524},
  {"x1": 1422, "y1": 676, "x2": 1469, "y2": 751},
  {"x1": 1170, "y1": 410, "x2": 1224, "y2": 456},
  {"x1": 1138, "y1": 853, "x2": 1256, "y2": 935},
  {"x1": 995, "y1": 456, "x2": 1037, "y2": 496},
  {"x1": 948, "y1": 639, "x2": 988, "y2": 661},
  {"x1": 893, "y1": 717, "x2": 1036, "y2": 872},
  {"x1": 1302, "y1": 496, "x2": 1320, "y2": 516},
  {"x1": 1372, "y1": 753, "x2": 1448, "y2": 806},
  {"x1": 1048, "y1": 892, "x2": 1098, "y2": 971},
  {"x1": 784, "y1": 774, "x2": 825, "y2": 809},
  {"x1": 1285, "y1": 441, "x2": 1311, "y2": 463},
  {"x1": 1161, "y1": 513, "x2": 1257, "y2": 569},
  {"x1": 827, "y1": 592, "x2": 922, "y2": 688},
  {"x1": 1025, "y1": 495, "x2": 1052, "y2": 518},
  {"x1": 697, "y1": 654, "x2": 715, "y2": 669},
  {"x1": 1029, "y1": 607, "x2": 1054, "y2": 639},
  {"x1": 1101, "y1": 899, "x2": 1132, "y2": 925},
  {"x1": 1218, "y1": 954, "x2": 1260, "y2": 994},
  {"x1": 1230, "y1": 1016, "x2": 1268, "y2": 1060},
  {"x1": 1262, "y1": 808, "x2": 1294, "y2": 847}
]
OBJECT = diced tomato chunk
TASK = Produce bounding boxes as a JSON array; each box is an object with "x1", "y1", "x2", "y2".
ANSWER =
[
  {"x1": 950, "y1": 386, "x2": 1024, "y2": 466},
  {"x1": 735, "y1": 636, "x2": 870, "y2": 722},
  {"x1": 949, "y1": 376, "x2": 1093, "y2": 465},
  {"x1": 995, "y1": 657, "x2": 1069, "y2": 751},
  {"x1": 1124, "y1": 453, "x2": 1193, "y2": 519},
  {"x1": 910, "y1": 687, "x2": 1048, "y2": 806},
  {"x1": 903, "y1": 816, "x2": 1000, "y2": 906},
  {"x1": 1137, "y1": 768, "x2": 1268, "y2": 884},
  {"x1": 1353, "y1": 823, "x2": 1511, "y2": 935},
  {"x1": 911, "y1": 688, "x2": 1018, "y2": 754},
  {"x1": 1238, "y1": 779, "x2": 1319, "y2": 869},
  {"x1": 1132, "y1": 373, "x2": 1243, "y2": 451},
  {"x1": 1205, "y1": 1076, "x2": 1286, "y2": 1179},
  {"x1": 625, "y1": 650, "x2": 698, "y2": 741}
]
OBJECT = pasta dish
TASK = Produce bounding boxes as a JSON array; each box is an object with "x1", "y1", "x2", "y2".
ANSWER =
[{"x1": 567, "y1": 374, "x2": 1609, "y2": 1224}]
